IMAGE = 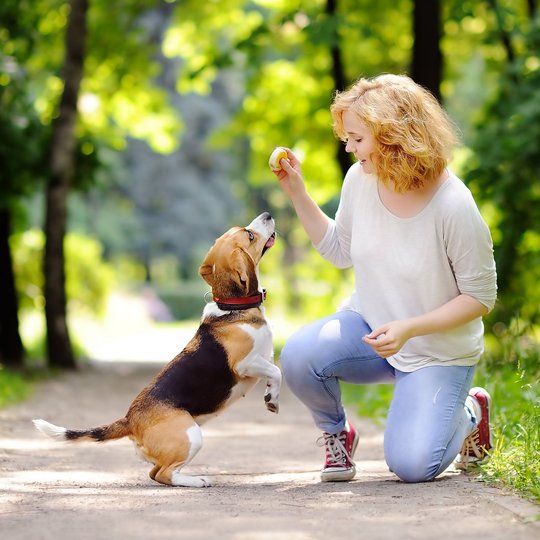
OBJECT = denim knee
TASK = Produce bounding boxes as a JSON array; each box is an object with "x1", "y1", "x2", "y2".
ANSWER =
[{"x1": 385, "y1": 450, "x2": 440, "y2": 483}]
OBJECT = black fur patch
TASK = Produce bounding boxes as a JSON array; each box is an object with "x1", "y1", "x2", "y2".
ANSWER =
[
  {"x1": 149, "y1": 324, "x2": 235, "y2": 416},
  {"x1": 65, "y1": 427, "x2": 107, "y2": 441}
]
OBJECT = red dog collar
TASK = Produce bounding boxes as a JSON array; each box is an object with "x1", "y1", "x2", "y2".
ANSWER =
[{"x1": 214, "y1": 290, "x2": 267, "y2": 311}]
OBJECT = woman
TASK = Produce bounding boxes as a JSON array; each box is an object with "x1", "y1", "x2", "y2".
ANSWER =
[{"x1": 272, "y1": 74, "x2": 497, "y2": 483}]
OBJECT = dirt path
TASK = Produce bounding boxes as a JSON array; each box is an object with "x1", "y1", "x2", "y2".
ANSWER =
[{"x1": 1, "y1": 360, "x2": 538, "y2": 540}]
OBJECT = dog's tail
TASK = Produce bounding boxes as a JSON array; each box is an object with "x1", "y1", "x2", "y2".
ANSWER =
[{"x1": 33, "y1": 417, "x2": 131, "y2": 443}]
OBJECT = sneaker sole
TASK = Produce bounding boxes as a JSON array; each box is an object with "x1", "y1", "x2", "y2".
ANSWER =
[{"x1": 320, "y1": 467, "x2": 356, "y2": 482}]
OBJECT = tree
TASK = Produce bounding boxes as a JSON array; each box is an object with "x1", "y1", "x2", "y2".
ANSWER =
[
  {"x1": 0, "y1": 0, "x2": 48, "y2": 368},
  {"x1": 44, "y1": 0, "x2": 89, "y2": 369},
  {"x1": 465, "y1": 14, "x2": 540, "y2": 324},
  {"x1": 324, "y1": 0, "x2": 351, "y2": 177},
  {"x1": 411, "y1": 0, "x2": 442, "y2": 100},
  {"x1": 4, "y1": 0, "x2": 182, "y2": 368},
  {"x1": 0, "y1": 210, "x2": 24, "y2": 368}
]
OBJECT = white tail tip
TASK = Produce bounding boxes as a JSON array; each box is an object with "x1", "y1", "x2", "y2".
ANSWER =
[{"x1": 33, "y1": 419, "x2": 67, "y2": 440}]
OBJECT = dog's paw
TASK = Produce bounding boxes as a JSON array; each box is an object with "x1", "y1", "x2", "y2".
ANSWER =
[
  {"x1": 266, "y1": 402, "x2": 279, "y2": 414},
  {"x1": 196, "y1": 476, "x2": 212, "y2": 488},
  {"x1": 264, "y1": 385, "x2": 280, "y2": 413},
  {"x1": 264, "y1": 393, "x2": 279, "y2": 414},
  {"x1": 171, "y1": 472, "x2": 212, "y2": 488}
]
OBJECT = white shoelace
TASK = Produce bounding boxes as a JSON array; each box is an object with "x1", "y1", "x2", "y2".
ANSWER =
[
  {"x1": 317, "y1": 431, "x2": 355, "y2": 467},
  {"x1": 460, "y1": 428, "x2": 484, "y2": 459},
  {"x1": 455, "y1": 428, "x2": 487, "y2": 470}
]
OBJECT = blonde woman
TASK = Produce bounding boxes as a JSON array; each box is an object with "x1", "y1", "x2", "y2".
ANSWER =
[{"x1": 273, "y1": 74, "x2": 497, "y2": 483}]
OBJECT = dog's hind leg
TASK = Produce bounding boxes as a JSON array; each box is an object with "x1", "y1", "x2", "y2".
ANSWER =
[
  {"x1": 142, "y1": 412, "x2": 210, "y2": 487},
  {"x1": 149, "y1": 464, "x2": 160, "y2": 481}
]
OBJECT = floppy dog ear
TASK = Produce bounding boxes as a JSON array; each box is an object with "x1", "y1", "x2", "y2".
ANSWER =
[
  {"x1": 229, "y1": 248, "x2": 258, "y2": 294},
  {"x1": 198, "y1": 256, "x2": 214, "y2": 286}
]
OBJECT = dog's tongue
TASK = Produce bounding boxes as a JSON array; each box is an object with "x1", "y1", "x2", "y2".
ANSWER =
[{"x1": 265, "y1": 235, "x2": 276, "y2": 248}]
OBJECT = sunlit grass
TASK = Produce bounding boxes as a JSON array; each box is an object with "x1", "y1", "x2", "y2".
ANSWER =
[
  {"x1": 0, "y1": 368, "x2": 31, "y2": 408},
  {"x1": 473, "y1": 348, "x2": 540, "y2": 505}
]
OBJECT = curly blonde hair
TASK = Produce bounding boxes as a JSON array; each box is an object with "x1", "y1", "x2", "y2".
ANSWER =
[{"x1": 330, "y1": 74, "x2": 458, "y2": 192}]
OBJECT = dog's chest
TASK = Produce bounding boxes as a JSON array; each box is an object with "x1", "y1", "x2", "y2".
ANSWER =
[
  {"x1": 149, "y1": 318, "x2": 272, "y2": 418},
  {"x1": 235, "y1": 321, "x2": 273, "y2": 363}
]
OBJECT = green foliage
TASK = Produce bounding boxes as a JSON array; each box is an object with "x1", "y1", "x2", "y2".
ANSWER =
[
  {"x1": 80, "y1": 0, "x2": 184, "y2": 154},
  {"x1": 1, "y1": 0, "x2": 184, "y2": 213},
  {"x1": 10, "y1": 229, "x2": 115, "y2": 315},
  {"x1": 0, "y1": 367, "x2": 33, "y2": 408},
  {"x1": 464, "y1": 18, "x2": 540, "y2": 326},
  {"x1": 65, "y1": 232, "x2": 115, "y2": 315},
  {"x1": 155, "y1": 281, "x2": 207, "y2": 321},
  {"x1": 474, "y1": 327, "x2": 540, "y2": 503},
  {"x1": 168, "y1": 0, "x2": 412, "y2": 190},
  {"x1": 164, "y1": 0, "x2": 414, "y2": 301},
  {"x1": 0, "y1": 1, "x2": 48, "y2": 207},
  {"x1": 22, "y1": 326, "x2": 88, "y2": 367},
  {"x1": 341, "y1": 381, "x2": 394, "y2": 426}
]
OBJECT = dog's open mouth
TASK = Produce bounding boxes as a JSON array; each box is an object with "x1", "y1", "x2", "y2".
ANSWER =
[{"x1": 262, "y1": 232, "x2": 276, "y2": 256}]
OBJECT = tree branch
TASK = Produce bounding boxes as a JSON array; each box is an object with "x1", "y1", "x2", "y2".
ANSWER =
[{"x1": 486, "y1": 0, "x2": 516, "y2": 63}]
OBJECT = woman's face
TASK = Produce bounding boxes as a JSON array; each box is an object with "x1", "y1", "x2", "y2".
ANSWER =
[{"x1": 342, "y1": 110, "x2": 377, "y2": 174}]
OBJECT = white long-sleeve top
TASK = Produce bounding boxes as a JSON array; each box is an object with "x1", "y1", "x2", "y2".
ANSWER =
[{"x1": 315, "y1": 163, "x2": 497, "y2": 372}]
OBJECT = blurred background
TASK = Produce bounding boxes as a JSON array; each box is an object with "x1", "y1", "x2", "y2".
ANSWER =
[
  {"x1": 1, "y1": 0, "x2": 539, "y2": 502},
  {"x1": 0, "y1": 0, "x2": 538, "y2": 368}
]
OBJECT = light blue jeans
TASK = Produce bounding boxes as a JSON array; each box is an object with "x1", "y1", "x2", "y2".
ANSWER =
[{"x1": 280, "y1": 310, "x2": 477, "y2": 483}]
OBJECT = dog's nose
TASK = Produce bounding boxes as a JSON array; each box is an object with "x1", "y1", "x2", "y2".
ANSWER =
[{"x1": 261, "y1": 212, "x2": 273, "y2": 221}]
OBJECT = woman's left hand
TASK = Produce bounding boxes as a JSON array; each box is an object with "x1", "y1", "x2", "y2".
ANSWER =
[{"x1": 362, "y1": 320, "x2": 413, "y2": 358}]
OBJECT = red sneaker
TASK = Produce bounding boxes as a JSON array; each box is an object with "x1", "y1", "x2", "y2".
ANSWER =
[
  {"x1": 318, "y1": 420, "x2": 359, "y2": 482},
  {"x1": 455, "y1": 387, "x2": 493, "y2": 470}
]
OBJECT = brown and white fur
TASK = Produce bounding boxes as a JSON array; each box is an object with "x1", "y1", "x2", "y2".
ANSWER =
[{"x1": 33, "y1": 212, "x2": 281, "y2": 487}]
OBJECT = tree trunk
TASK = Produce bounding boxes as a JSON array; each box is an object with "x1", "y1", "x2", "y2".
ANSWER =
[
  {"x1": 0, "y1": 208, "x2": 24, "y2": 368},
  {"x1": 44, "y1": 0, "x2": 88, "y2": 369},
  {"x1": 325, "y1": 0, "x2": 351, "y2": 180},
  {"x1": 411, "y1": 0, "x2": 442, "y2": 101}
]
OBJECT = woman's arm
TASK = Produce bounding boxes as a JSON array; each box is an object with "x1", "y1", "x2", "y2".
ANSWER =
[
  {"x1": 272, "y1": 149, "x2": 331, "y2": 245},
  {"x1": 363, "y1": 294, "x2": 489, "y2": 358}
]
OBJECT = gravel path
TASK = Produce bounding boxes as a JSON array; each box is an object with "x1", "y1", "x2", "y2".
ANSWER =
[{"x1": 1, "y1": 360, "x2": 538, "y2": 540}]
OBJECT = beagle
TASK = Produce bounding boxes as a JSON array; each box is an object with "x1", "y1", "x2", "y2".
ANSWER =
[{"x1": 33, "y1": 212, "x2": 281, "y2": 487}]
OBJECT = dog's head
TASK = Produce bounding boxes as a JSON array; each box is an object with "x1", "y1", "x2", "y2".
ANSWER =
[{"x1": 199, "y1": 212, "x2": 276, "y2": 299}]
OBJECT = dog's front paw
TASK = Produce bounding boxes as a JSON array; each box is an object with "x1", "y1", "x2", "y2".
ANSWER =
[{"x1": 264, "y1": 392, "x2": 279, "y2": 414}]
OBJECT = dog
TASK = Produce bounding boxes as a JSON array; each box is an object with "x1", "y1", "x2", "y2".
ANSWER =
[{"x1": 33, "y1": 212, "x2": 281, "y2": 487}]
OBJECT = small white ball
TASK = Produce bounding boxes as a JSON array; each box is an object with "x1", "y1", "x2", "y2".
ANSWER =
[{"x1": 268, "y1": 147, "x2": 288, "y2": 171}]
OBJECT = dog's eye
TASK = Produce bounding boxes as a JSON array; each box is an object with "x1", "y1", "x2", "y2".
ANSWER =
[{"x1": 245, "y1": 229, "x2": 255, "y2": 242}]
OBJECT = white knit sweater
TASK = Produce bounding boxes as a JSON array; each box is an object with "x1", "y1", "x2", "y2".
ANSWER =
[{"x1": 315, "y1": 163, "x2": 497, "y2": 372}]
